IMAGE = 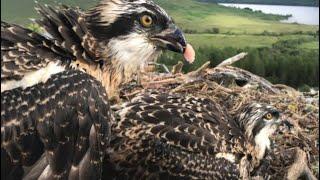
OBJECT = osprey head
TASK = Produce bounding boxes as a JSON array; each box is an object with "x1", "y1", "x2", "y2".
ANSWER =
[
  {"x1": 85, "y1": 0, "x2": 188, "y2": 69},
  {"x1": 237, "y1": 103, "x2": 280, "y2": 159}
]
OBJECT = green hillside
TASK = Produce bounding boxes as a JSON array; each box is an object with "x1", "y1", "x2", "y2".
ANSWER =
[
  {"x1": 1, "y1": 0, "x2": 318, "y2": 50},
  {"x1": 154, "y1": 0, "x2": 317, "y2": 34},
  {"x1": 1, "y1": 0, "x2": 99, "y2": 25},
  {"x1": 1, "y1": 0, "x2": 318, "y2": 34},
  {"x1": 200, "y1": 0, "x2": 319, "y2": 7}
]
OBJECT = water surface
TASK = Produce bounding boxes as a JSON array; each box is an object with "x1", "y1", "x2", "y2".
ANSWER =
[{"x1": 219, "y1": 3, "x2": 319, "y2": 25}]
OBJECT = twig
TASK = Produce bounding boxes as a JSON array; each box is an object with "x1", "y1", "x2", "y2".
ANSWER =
[
  {"x1": 216, "y1": 52, "x2": 248, "y2": 67},
  {"x1": 185, "y1": 61, "x2": 210, "y2": 82},
  {"x1": 148, "y1": 62, "x2": 170, "y2": 73},
  {"x1": 171, "y1": 61, "x2": 184, "y2": 74}
]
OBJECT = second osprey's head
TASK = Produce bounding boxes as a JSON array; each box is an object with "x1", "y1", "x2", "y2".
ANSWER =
[
  {"x1": 85, "y1": 0, "x2": 190, "y2": 70},
  {"x1": 236, "y1": 103, "x2": 281, "y2": 159}
]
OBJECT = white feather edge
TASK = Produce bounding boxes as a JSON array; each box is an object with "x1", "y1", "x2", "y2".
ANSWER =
[
  {"x1": 1, "y1": 62, "x2": 66, "y2": 92},
  {"x1": 215, "y1": 153, "x2": 236, "y2": 163}
]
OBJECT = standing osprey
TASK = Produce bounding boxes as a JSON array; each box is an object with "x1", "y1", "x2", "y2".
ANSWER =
[
  {"x1": 1, "y1": 0, "x2": 194, "y2": 179},
  {"x1": 107, "y1": 92, "x2": 281, "y2": 179}
]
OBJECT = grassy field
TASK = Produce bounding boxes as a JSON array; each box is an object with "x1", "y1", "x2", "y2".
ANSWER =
[
  {"x1": 1, "y1": 0, "x2": 99, "y2": 25},
  {"x1": 2, "y1": 0, "x2": 318, "y2": 34},
  {"x1": 299, "y1": 41, "x2": 320, "y2": 50},
  {"x1": 186, "y1": 34, "x2": 319, "y2": 49},
  {"x1": 155, "y1": 0, "x2": 318, "y2": 34},
  {"x1": 201, "y1": 0, "x2": 319, "y2": 7}
]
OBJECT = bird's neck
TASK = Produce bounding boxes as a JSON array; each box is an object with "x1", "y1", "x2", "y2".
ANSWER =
[
  {"x1": 70, "y1": 58, "x2": 138, "y2": 100},
  {"x1": 253, "y1": 128, "x2": 272, "y2": 160}
]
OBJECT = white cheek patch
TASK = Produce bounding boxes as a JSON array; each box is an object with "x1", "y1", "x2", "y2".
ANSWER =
[
  {"x1": 215, "y1": 152, "x2": 236, "y2": 163},
  {"x1": 107, "y1": 33, "x2": 160, "y2": 76},
  {"x1": 1, "y1": 62, "x2": 65, "y2": 92},
  {"x1": 254, "y1": 125, "x2": 276, "y2": 159}
]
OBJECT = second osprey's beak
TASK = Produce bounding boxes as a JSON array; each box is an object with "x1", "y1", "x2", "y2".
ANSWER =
[{"x1": 152, "y1": 25, "x2": 187, "y2": 54}]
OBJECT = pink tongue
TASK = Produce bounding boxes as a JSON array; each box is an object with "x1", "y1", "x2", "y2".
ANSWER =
[{"x1": 184, "y1": 43, "x2": 195, "y2": 64}]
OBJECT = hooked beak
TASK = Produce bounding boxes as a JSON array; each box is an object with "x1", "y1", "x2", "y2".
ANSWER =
[{"x1": 151, "y1": 25, "x2": 187, "y2": 54}]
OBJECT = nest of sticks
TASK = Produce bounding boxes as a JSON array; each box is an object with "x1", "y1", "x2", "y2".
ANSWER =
[{"x1": 119, "y1": 53, "x2": 319, "y2": 179}]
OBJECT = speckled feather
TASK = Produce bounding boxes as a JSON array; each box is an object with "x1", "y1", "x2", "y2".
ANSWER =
[
  {"x1": 1, "y1": 4, "x2": 97, "y2": 84},
  {"x1": 104, "y1": 92, "x2": 253, "y2": 179},
  {"x1": 1, "y1": 70, "x2": 112, "y2": 179}
]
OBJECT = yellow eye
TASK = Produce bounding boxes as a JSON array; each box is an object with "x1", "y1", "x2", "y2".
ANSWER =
[
  {"x1": 140, "y1": 15, "x2": 153, "y2": 27},
  {"x1": 265, "y1": 113, "x2": 273, "y2": 120}
]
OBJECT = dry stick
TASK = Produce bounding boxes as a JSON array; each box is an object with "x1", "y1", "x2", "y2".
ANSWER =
[
  {"x1": 185, "y1": 61, "x2": 211, "y2": 81},
  {"x1": 216, "y1": 52, "x2": 248, "y2": 67},
  {"x1": 171, "y1": 61, "x2": 184, "y2": 74},
  {"x1": 144, "y1": 52, "x2": 248, "y2": 88},
  {"x1": 148, "y1": 62, "x2": 170, "y2": 73}
]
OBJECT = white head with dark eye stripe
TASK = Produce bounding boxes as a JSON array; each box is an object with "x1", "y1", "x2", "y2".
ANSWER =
[
  {"x1": 85, "y1": 0, "x2": 187, "y2": 75},
  {"x1": 236, "y1": 103, "x2": 280, "y2": 159}
]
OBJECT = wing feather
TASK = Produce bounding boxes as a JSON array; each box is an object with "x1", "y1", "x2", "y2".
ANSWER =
[
  {"x1": 1, "y1": 70, "x2": 112, "y2": 179},
  {"x1": 1, "y1": 3, "x2": 98, "y2": 86}
]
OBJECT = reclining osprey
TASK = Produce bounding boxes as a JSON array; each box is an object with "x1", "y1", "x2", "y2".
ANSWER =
[{"x1": 1, "y1": 0, "x2": 194, "y2": 179}]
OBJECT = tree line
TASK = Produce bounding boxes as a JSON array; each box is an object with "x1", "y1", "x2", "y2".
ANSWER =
[{"x1": 158, "y1": 39, "x2": 319, "y2": 90}]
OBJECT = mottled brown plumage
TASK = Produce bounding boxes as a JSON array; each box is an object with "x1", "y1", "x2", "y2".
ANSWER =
[
  {"x1": 1, "y1": 1, "x2": 282, "y2": 179},
  {"x1": 1, "y1": 70, "x2": 112, "y2": 179},
  {"x1": 105, "y1": 91, "x2": 281, "y2": 179},
  {"x1": 1, "y1": 0, "x2": 191, "y2": 179}
]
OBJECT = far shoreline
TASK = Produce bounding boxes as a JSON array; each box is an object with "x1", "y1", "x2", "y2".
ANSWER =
[
  {"x1": 219, "y1": 3, "x2": 319, "y2": 8},
  {"x1": 200, "y1": 0, "x2": 319, "y2": 7}
]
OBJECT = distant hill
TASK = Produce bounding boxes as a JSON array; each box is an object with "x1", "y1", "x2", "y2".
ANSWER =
[
  {"x1": 200, "y1": 0, "x2": 319, "y2": 7},
  {"x1": 0, "y1": 0, "x2": 283, "y2": 25},
  {"x1": 1, "y1": 0, "x2": 317, "y2": 34}
]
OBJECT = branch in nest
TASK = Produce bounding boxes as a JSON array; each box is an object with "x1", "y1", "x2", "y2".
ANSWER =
[
  {"x1": 185, "y1": 61, "x2": 211, "y2": 82},
  {"x1": 286, "y1": 148, "x2": 318, "y2": 180},
  {"x1": 171, "y1": 61, "x2": 184, "y2": 74},
  {"x1": 216, "y1": 52, "x2": 248, "y2": 68}
]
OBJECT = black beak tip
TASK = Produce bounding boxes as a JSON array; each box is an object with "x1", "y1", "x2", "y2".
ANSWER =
[
  {"x1": 155, "y1": 27, "x2": 187, "y2": 54},
  {"x1": 166, "y1": 43, "x2": 184, "y2": 53},
  {"x1": 174, "y1": 29, "x2": 187, "y2": 54},
  {"x1": 166, "y1": 28, "x2": 187, "y2": 54}
]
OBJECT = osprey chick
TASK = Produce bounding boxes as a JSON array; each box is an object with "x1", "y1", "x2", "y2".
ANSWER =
[{"x1": 107, "y1": 92, "x2": 281, "y2": 179}]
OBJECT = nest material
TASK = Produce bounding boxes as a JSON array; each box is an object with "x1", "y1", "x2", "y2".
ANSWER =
[{"x1": 119, "y1": 53, "x2": 319, "y2": 179}]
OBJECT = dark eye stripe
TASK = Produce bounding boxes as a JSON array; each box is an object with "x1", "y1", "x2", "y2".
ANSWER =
[
  {"x1": 251, "y1": 120, "x2": 265, "y2": 138},
  {"x1": 272, "y1": 110, "x2": 280, "y2": 118},
  {"x1": 87, "y1": 14, "x2": 134, "y2": 40}
]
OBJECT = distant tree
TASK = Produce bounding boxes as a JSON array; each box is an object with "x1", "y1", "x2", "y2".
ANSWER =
[
  {"x1": 27, "y1": 23, "x2": 42, "y2": 33},
  {"x1": 211, "y1": 28, "x2": 220, "y2": 34},
  {"x1": 159, "y1": 40, "x2": 319, "y2": 88}
]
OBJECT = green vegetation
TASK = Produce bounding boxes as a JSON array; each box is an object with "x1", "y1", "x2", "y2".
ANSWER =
[
  {"x1": 2, "y1": 0, "x2": 318, "y2": 34},
  {"x1": 1, "y1": 0, "x2": 319, "y2": 88},
  {"x1": 154, "y1": 0, "x2": 317, "y2": 34},
  {"x1": 200, "y1": 0, "x2": 319, "y2": 7},
  {"x1": 1, "y1": 0, "x2": 99, "y2": 25},
  {"x1": 159, "y1": 38, "x2": 319, "y2": 88},
  {"x1": 186, "y1": 34, "x2": 318, "y2": 49}
]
